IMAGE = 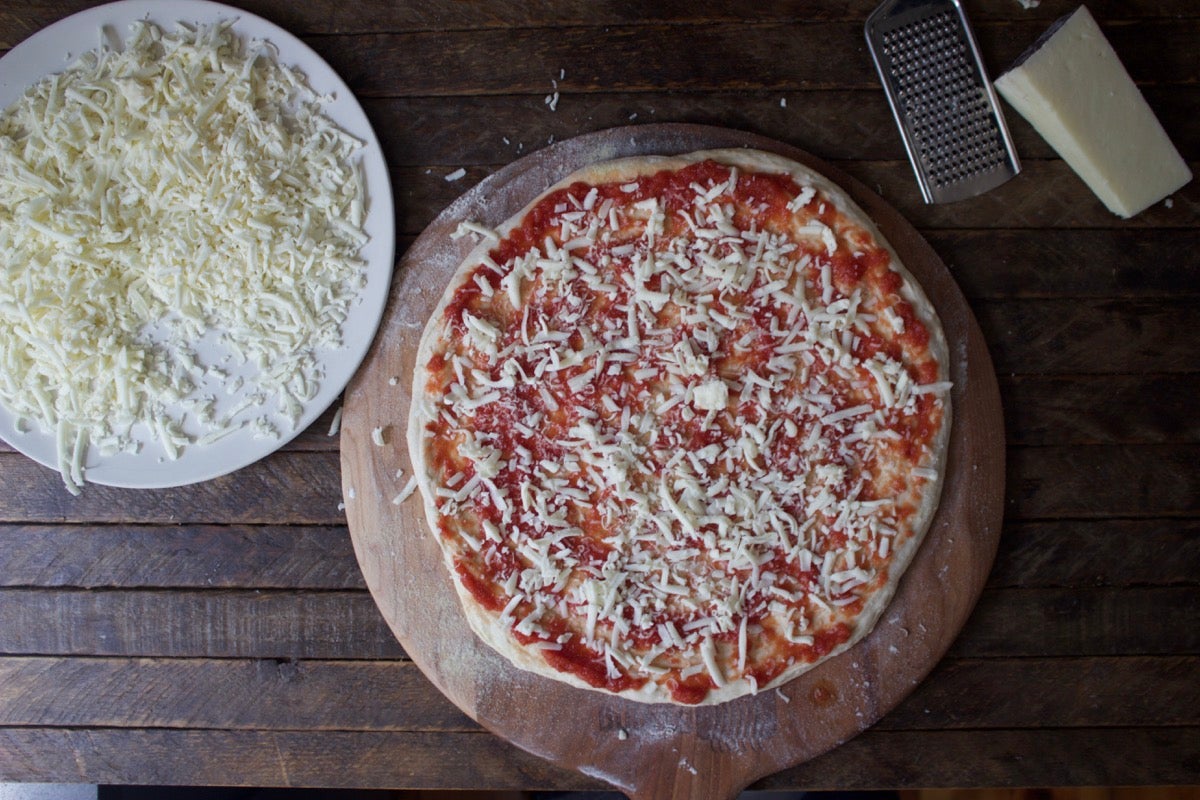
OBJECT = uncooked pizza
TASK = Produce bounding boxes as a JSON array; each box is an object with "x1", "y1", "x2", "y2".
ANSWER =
[{"x1": 407, "y1": 149, "x2": 951, "y2": 705}]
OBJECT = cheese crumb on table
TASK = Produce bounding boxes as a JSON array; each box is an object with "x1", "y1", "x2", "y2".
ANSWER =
[
  {"x1": 0, "y1": 20, "x2": 368, "y2": 492},
  {"x1": 393, "y1": 475, "x2": 418, "y2": 505},
  {"x1": 327, "y1": 407, "x2": 344, "y2": 437}
]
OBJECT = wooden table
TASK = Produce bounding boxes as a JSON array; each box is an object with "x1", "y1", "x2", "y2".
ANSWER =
[{"x1": 1, "y1": 0, "x2": 1197, "y2": 792}]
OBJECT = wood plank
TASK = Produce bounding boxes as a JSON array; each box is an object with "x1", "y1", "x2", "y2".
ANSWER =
[
  {"x1": 0, "y1": 655, "x2": 1192, "y2": 732},
  {"x1": 1, "y1": 445, "x2": 1195, "y2": 526},
  {"x1": 876, "y1": 656, "x2": 1199, "y2": 730},
  {"x1": 0, "y1": 450, "x2": 346, "y2": 525},
  {"x1": 0, "y1": 656, "x2": 472, "y2": 732},
  {"x1": 1001, "y1": 375, "x2": 1200, "y2": 446},
  {"x1": 0, "y1": 589, "x2": 402, "y2": 659},
  {"x1": 299, "y1": 21, "x2": 1200, "y2": 97},
  {"x1": 987, "y1": 519, "x2": 1200, "y2": 589},
  {"x1": 927, "y1": 229, "x2": 1200, "y2": 301},
  {"x1": 1, "y1": 517, "x2": 1192, "y2": 592},
  {"x1": 758, "y1": 727, "x2": 1200, "y2": 790},
  {"x1": 392, "y1": 228, "x2": 1200, "y2": 305},
  {"x1": 0, "y1": 727, "x2": 594, "y2": 790},
  {"x1": 0, "y1": 524, "x2": 363, "y2": 590},
  {"x1": 829, "y1": 159, "x2": 1199, "y2": 230},
  {"x1": 905, "y1": 790, "x2": 1200, "y2": 800},
  {"x1": 392, "y1": 160, "x2": 1200, "y2": 235},
  {"x1": 0, "y1": 726, "x2": 1196, "y2": 789},
  {"x1": 0, "y1": 517, "x2": 1192, "y2": 592},
  {"x1": 0, "y1": 516, "x2": 1192, "y2": 595},
  {"x1": 3, "y1": 0, "x2": 1198, "y2": 46},
  {"x1": 0, "y1": 586, "x2": 1191, "y2": 659},
  {"x1": 1005, "y1": 445, "x2": 1200, "y2": 520},
  {"x1": 949, "y1": 587, "x2": 1200, "y2": 658},
  {"x1": 977, "y1": 299, "x2": 1200, "y2": 376},
  {"x1": 358, "y1": 87, "x2": 1198, "y2": 167},
  {"x1": 7, "y1": 378, "x2": 1197, "y2": 465},
  {"x1": 6, "y1": 375, "x2": 1199, "y2": 470}
]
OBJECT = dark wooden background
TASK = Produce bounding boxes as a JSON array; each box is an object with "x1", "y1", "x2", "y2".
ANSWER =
[{"x1": 0, "y1": 0, "x2": 1197, "y2": 791}]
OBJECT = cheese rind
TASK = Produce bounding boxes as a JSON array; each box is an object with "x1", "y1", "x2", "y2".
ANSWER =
[{"x1": 994, "y1": 6, "x2": 1191, "y2": 218}]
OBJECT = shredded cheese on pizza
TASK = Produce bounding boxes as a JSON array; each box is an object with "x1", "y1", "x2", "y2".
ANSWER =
[{"x1": 413, "y1": 153, "x2": 948, "y2": 704}]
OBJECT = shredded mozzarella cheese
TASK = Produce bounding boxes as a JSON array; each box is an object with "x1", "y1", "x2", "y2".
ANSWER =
[{"x1": 0, "y1": 20, "x2": 368, "y2": 492}]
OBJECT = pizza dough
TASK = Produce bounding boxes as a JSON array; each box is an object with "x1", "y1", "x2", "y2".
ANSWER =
[{"x1": 407, "y1": 149, "x2": 951, "y2": 705}]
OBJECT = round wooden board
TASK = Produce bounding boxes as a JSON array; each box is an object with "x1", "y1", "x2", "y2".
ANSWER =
[{"x1": 341, "y1": 123, "x2": 1006, "y2": 800}]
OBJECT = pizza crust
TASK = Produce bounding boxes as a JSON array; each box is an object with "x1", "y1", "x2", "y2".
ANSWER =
[{"x1": 408, "y1": 148, "x2": 951, "y2": 705}]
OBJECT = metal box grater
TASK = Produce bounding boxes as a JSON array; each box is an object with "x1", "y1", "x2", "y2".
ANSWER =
[{"x1": 865, "y1": 0, "x2": 1020, "y2": 204}]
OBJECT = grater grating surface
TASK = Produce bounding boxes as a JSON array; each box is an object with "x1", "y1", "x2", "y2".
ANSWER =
[{"x1": 866, "y1": 0, "x2": 1019, "y2": 204}]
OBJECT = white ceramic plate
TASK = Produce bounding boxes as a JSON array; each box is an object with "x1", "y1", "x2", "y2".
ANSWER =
[{"x1": 0, "y1": 0, "x2": 395, "y2": 488}]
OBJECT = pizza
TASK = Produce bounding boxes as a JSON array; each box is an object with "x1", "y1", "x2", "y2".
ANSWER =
[{"x1": 407, "y1": 148, "x2": 951, "y2": 705}]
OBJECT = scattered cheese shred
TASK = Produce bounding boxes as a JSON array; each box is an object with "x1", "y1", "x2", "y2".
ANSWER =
[
  {"x1": 393, "y1": 475, "x2": 418, "y2": 505},
  {"x1": 327, "y1": 407, "x2": 344, "y2": 437},
  {"x1": 0, "y1": 20, "x2": 368, "y2": 492}
]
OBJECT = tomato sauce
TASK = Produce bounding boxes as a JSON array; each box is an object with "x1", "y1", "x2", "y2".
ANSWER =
[
  {"x1": 747, "y1": 623, "x2": 852, "y2": 687},
  {"x1": 454, "y1": 561, "x2": 504, "y2": 612},
  {"x1": 666, "y1": 673, "x2": 716, "y2": 705},
  {"x1": 539, "y1": 639, "x2": 647, "y2": 694}
]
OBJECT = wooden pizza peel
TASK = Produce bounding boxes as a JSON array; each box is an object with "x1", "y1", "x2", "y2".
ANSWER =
[{"x1": 341, "y1": 123, "x2": 1006, "y2": 800}]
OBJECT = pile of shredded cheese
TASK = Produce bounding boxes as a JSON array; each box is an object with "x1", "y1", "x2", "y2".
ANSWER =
[{"x1": 0, "y1": 20, "x2": 367, "y2": 493}]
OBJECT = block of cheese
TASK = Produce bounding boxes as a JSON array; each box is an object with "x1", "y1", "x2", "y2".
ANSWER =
[{"x1": 994, "y1": 6, "x2": 1191, "y2": 218}]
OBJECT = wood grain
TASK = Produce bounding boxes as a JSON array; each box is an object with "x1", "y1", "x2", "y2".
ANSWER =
[
  {"x1": 978, "y1": 299, "x2": 1200, "y2": 375},
  {"x1": 3, "y1": 0, "x2": 1198, "y2": 47},
  {"x1": 23, "y1": 371, "x2": 1195, "y2": 460},
  {"x1": 342, "y1": 124, "x2": 1006, "y2": 799},
  {"x1": 874, "y1": 656, "x2": 1200, "y2": 730},
  {"x1": 927, "y1": 229, "x2": 1200, "y2": 300},
  {"x1": 293, "y1": 21, "x2": 1200, "y2": 98},
  {"x1": 1, "y1": 519, "x2": 1193, "y2": 592},
  {"x1": 0, "y1": 727, "x2": 1196, "y2": 789},
  {"x1": 0, "y1": 657, "x2": 471, "y2": 731},
  {"x1": 0, "y1": 525, "x2": 362, "y2": 589},
  {"x1": 0, "y1": 586, "x2": 1188, "y2": 660},
  {"x1": 391, "y1": 161, "x2": 1200, "y2": 234},
  {"x1": 987, "y1": 519, "x2": 1200, "y2": 588},
  {"x1": 1001, "y1": 375, "x2": 1200, "y2": 446},
  {"x1": 0, "y1": 451, "x2": 346, "y2": 524},
  {"x1": 948, "y1": 587, "x2": 1200, "y2": 658},
  {"x1": 0, "y1": 447, "x2": 1191, "y2": 525},
  {"x1": 0, "y1": 655, "x2": 1193, "y2": 732},
  {"x1": 759, "y1": 727, "x2": 1200, "y2": 790},
  {"x1": 1006, "y1": 445, "x2": 1200, "y2": 520},
  {"x1": 0, "y1": 589, "x2": 401, "y2": 659},
  {"x1": 0, "y1": 727, "x2": 597, "y2": 790},
  {"x1": 360, "y1": 86, "x2": 1197, "y2": 165}
]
